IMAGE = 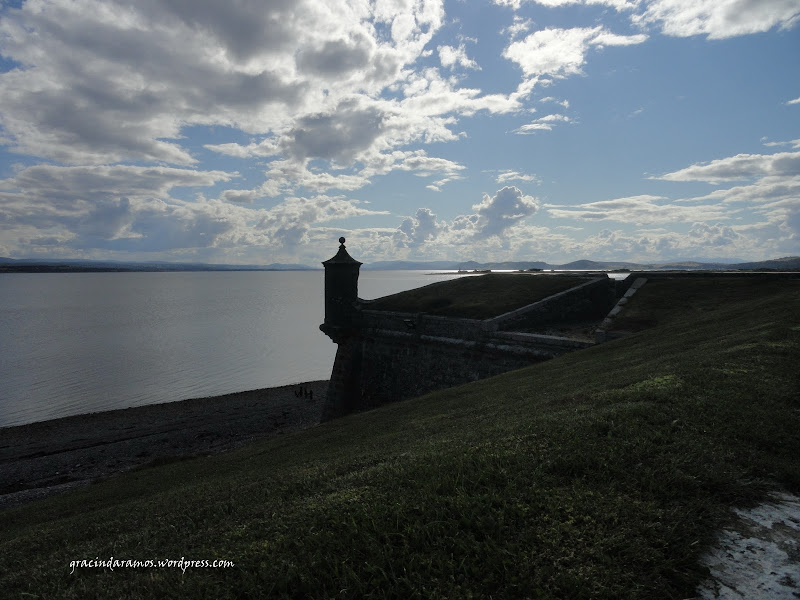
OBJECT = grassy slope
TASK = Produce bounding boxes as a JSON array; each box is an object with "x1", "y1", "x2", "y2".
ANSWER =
[
  {"x1": 2, "y1": 278, "x2": 799, "y2": 599},
  {"x1": 365, "y1": 273, "x2": 590, "y2": 319}
]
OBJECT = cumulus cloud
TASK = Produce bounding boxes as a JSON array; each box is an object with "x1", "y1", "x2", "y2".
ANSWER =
[
  {"x1": 282, "y1": 101, "x2": 386, "y2": 165},
  {"x1": 389, "y1": 186, "x2": 540, "y2": 253},
  {"x1": 633, "y1": 0, "x2": 800, "y2": 39},
  {"x1": 687, "y1": 222, "x2": 743, "y2": 247},
  {"x1": 573, "y1": 224, "x2": 760, "y2": 262},
  {"x1": 1, "y1": 0, "x2": 563, "y2": 267},
  {"x1": 657, "y1": 151, "x2": 800, "y2": 244},
  {"x1": 258, "y1": 195, "x2": 387, "y2": 247},
  {"x1": 0, "y1": 164, "x2": 235, "y2": 206},
  {"x1": 471, "y1": 186, "x2": 540, "y2": 237},
  {"x1": 438, "y1": 44, "x2": 481, "y2": 70},
  {"x1": 0, "y1": 163, "x2": 388, "y2": 254},
  {"x1": 502, "y1": 16, "x2": 533, "y2": 40},
  {"x1": 397, "y1": 207, "x2": 447, "y2": 246},
  {"x1": 0, "y1": 167, "x2": 242, "y2": 253},
  {"x1": 0, "y1": 0, "x2": 451, "y2": 172},
  {"x1": 503, "y1": 26, "x2": 647, "y2": 80}
]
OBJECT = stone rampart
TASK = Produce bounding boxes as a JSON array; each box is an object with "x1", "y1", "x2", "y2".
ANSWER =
[
  {"x1": 361, "y1": 309, "x2": 487, "y2": 340},
  {"x1": 319, "y1": 241, "x2": 618, "y2": 420},
  {"x1": 323, "y1": 327, "x2": 548, "y2": 419}
]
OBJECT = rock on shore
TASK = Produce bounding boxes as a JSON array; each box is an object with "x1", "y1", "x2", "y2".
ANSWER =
[{"x1": 0, "y1": 380, "x2": 328, "y2": 510}]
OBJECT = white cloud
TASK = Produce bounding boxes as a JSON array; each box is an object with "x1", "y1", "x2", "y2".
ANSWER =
[
  {"x1": 515, "y1": 113, "x2": 571, "y2": 134},
  {"x1": 205, "y1": 139, "x2": 281, "y2": 159},
  {"x1": 788, "y1": 97, "x2": 800, "y2": 105},
  {"x1": 471, "y1": 186, "x2": 540, "y2": 237},
  {"x1": 567, "y1": 223, "x2": 771, "y2": 262},
  {"x1": 0, "y1": 164, "x2": 235, "y2": 205},
  {"x1": 503, "y1": 26, "x2": 647, "y2": 80},
  {"x1": 0, "y1": 0, "x2": 450, "y2": 170},
  {"x1": 438, "y1": 44, "x2": 481, "y2": 70},
  {"x1": 634, "y1": 0, "x2": 800, "y2": 39},
  {"x1": 494, "y1": 0, "x2": 639, "y2": 9},
  {"x1": 540, "y1": 96, "x2": 570, "y2": 109},
  {"x1": 496, "y1": 170, "x2": 541, "y2": 184},
  {"x1": 687, "y1": 222, "x2": 743, "y2": 247},
  {"x1": 656, "y1": 151, "x2": 800, "y2": 183},
  {"x1": 547, "y1": 194, "x2": 730, "y2": 225},
  {"x1": 502, "y1": 16, "x2": 534, "y2": 40},
  {"x1": 390, "y1": 186, "x2": 540, "y2": 251},
  {"x1": 0, "y1": 163, "x2": 391, "y2": 254},
  {"x1": 504, "y1": 27, "x2": 599, "y2": 79},
  {"x1": 591, "y1": 31, "x2": 648, "y2": 46},
  {"x1": 497, "y1": 0, "x2": 799, "y2": 41},
  {"x1": 397, "y1": 207, "x2": 447, "y2": 246},
  {"x1": 692, "y1": 175, "x2": 800, "y2": 206},
  {"x1": 258, "y1": 195, "x2": 387, "y2": 247},
  {"x1": 763, "y1": 139, "x2": 800, "y2": 149}
]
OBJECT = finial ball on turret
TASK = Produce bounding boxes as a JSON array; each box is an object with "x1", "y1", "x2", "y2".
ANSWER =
[{"x1": 339, "y1": 237, "x2": 346, "y2": 245}]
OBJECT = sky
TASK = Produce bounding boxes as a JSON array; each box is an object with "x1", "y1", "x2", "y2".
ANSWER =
[{"x1": 0, "y1": 0, "x2": 798, "y2": 266}]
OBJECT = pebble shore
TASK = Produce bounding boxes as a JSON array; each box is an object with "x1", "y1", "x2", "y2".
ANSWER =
[{"x1": 0, "y1": 380, "x2": 328, "y2": 510}]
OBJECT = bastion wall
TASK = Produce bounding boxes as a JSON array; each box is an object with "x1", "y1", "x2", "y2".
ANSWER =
[{"x1": 319, "y1": 240, "x2": 617, "y2": 421}]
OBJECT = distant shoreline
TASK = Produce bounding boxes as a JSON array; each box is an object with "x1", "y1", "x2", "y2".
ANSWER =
[
  {"x1": 0, "y1": 380, "x2": 329, "y2": 510},
  {"x1": 3, "y1": 255, "x2": 799, "y2": 273},
  {"x1": 0, "y1": 266, "x2": 321, "y2": 273}
]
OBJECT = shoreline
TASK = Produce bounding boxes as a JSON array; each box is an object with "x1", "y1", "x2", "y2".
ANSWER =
[{"x1": 0, "y1": 380, "x2": 328, "y2": 510}]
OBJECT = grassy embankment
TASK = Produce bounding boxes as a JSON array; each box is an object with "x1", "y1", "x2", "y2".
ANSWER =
[
  {"x1": 365, "y1": 273, "x2": 590, "y2": 319},
  {"x1": 1, "y1": 277, "x2": 799, "y2": 599}
]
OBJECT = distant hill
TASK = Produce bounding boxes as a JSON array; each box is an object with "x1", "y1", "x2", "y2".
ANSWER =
[
  {"x1": 3, "y1": 255, "x2": 798, "y2": 274},
  {"x1": 557, "y1": 259, "x2": 641, "y2": 271},
  {"x1": 0, "y1": 258, "x2": 319, "y2": 273},
  {"x1": 455, "y1": 261, "x2": 552, "y2": 271},
  {"x1": 263, "y1": 263, "x2": 319, "y2": 271},
  {"x1": 362, "y1": 260, "x2": 461, "y2": 270},
  {"x1": 361, "y1": 256, "x2": 800, "y2": 272},
  {"x1": 733, "y1": 256, "x2": 800, "y2": 270}
]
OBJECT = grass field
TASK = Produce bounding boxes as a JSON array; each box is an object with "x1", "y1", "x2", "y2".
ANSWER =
[
  {"x1": 365, "y1": 273, "x2": 591, "y2": 319},
  {"x1": 1, "y1": 276, "x2": 798, "y2": 599}
]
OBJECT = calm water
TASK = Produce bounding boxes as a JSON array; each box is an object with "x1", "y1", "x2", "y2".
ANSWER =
[{"x1": 0, "y1": 270, "x2": 462, "y2": 427}]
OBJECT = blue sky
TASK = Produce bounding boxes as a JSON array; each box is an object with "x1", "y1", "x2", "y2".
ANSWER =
[{"x1": 0, "y1": 0, "x2": 798, "y2": 265}]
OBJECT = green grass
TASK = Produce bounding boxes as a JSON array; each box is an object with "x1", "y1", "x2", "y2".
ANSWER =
[
  {"x1": 365, "y1": 273, "x2": 591, "y2": 319},
  {"x1": 1, "y1": 277, "x2": 799, "y2": 599}
]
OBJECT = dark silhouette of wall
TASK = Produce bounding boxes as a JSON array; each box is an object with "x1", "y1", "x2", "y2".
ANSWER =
[{"x1": 319, "y1": 240, "x2": 615, "y2": 420}]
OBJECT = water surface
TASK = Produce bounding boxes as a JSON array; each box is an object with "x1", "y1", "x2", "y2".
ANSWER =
[{"x1": 0, "y1": 270, "x2": 461, "y2": 426}]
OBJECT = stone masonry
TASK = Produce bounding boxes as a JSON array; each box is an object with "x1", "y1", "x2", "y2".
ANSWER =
[{"x1": 319, "y1": 239, "x2": 617, "y2": 421}]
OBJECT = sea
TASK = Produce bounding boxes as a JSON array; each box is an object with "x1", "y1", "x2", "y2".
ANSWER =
[{"x1": 0, "y1": 270, "x2": 464, "y2": 427}]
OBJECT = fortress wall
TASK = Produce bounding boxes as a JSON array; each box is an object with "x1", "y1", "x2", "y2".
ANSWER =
[
  {"x1": 361, "y1": 309, "x2": 486, "y2": 339},
  {"x1": 319, "y1": 242, "x2": 617, "y2": 421},
  {"x1": 321, "y1": 308, "x2": 592, "y2": 420},
  {"x1": 322, "y1": 327, "x2": 546, "y2": 419}
]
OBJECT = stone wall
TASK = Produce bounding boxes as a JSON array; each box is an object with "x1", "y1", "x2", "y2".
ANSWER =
[
  {"x1": 322, "y1": 325, "x2": 549, "y2": 420},
  {"x1": 320, "y1": 264, "x2": 616, "y2": 420},
  {"x1": 321, "y1": 301, "x2": 596, "y2": 420}
]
